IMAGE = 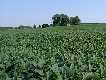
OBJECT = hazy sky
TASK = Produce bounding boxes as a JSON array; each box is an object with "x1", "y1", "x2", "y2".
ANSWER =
[{"x1": 0, "y1": 0, "x2": 106, "y2": 26}]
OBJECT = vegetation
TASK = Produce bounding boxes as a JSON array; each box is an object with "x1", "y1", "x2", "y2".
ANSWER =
[
  {"x1": 18, "y1": 25, "x2": 32, "y2": 29},
  {"x1": 0, "y1": 24, "x2": 106, "y2": 80},
  {"x1": 38, "y1": 25, "x2": 42, "y2": 28},
  {"x1": 42, "y1": 24, "x2": 49, "y2": 28},
  {"x1": 70, "y1": 16, "x2": 80, "y2": 25},
  {"x1": 52, "y1": 14, "x2": 69, "y2": 26},
  {"x1": 52, "y1": 14, "x2": 80, "y2": 26},
  {"x1": 0, "y1": 14, "x2": 81, "y2": 30},
  {"x1": 0, "y1": 27, "x2": 13, "y2": 30},
  {"x1": 33, "y1": 24, "x2": 36, "y2": 29}
]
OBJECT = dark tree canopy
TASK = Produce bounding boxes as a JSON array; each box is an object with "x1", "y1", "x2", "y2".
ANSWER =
[
  {"x1": 18, "y1": 25, "x2": 32, "y2": 29},
  {"x1": 33, "y1": 24, "x2": 36, "y2": 29},
  {"x1": 70, "y1": 16, "x2": 80, "y2": 25},
  {"x1": 42, "y1": 24, "x2": 49, "y2": 28},
  {"x1": 52, "y1": 14, "x2": 80, "y2": 26},
  {"x1": 38, "y1": 25, "x2": 41, "y2": 28},
  {"x1": 52, "y1": 14, "x2": 69, "y2": 26}
]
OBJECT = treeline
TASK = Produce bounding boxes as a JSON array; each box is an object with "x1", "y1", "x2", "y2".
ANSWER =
[
  {"x1": 0, "y1": 27, "x2": 13, "y2": 30},
  {"x1": 16, "y1": 14, "x2": 80, "y2": 29},
  {"x1": 52, "y1": 14, "x2": 80, "y2": 26},
  {"x1": 0, "y1": 14, "x2": 80, "y2": 29},
  {"x1": 15, "y1": 24, "x2": 50, "y2": 29}
]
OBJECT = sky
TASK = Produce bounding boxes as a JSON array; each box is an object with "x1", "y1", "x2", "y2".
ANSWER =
[{"x1": 0, "y1": 0, "x2": 106, "y2": 27}]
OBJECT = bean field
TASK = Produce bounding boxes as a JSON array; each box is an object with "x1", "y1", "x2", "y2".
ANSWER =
[{"x1": 0, "y1": 25, "x2": 106, "y2": 80}]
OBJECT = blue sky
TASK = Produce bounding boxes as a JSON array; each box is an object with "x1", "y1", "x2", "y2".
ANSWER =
[{"x1": 0, "y1": 0, "x2": 106, "y2": 27}]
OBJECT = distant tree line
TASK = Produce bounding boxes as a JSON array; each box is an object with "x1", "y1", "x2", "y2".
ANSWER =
[
  {"x1": 52, "y1": 14, "x2": 80, "y2": 26},
  {"x1": 0, "y1": 13, "x2": 80, "y2": 30},
  {"x1": 16, "y1": 14, "x2": 80, "y2": 29},
  {"x1": 0, "y1": 27, "x2": 13, "y2": 30},
  {"x1": 15, "y1": 24, "x2": 49, "y2": 29}
]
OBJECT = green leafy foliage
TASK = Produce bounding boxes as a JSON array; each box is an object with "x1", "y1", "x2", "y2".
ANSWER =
[
  {"x1": 52, "y1": 14, "x2": 80, "y2": 26},
  {"x1": 52, "y1": 14, "x2": 69, "y2": 26},
  {"x1": 70, "y1": 16, "x2": 80, "y2": 25},
  {"x1": 0, "y1": 25, "x2": 106, "y2": 80},
  {"x1": 42, "y1": 24, "x2": 49, "y2": 28}
]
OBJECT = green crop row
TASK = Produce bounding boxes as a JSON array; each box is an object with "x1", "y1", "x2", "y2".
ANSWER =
[{"x1": 0, "y1": 27, "x2": 106, "y2": 80}]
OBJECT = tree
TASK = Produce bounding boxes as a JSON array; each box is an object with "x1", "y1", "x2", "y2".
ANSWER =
[
  {"x1": 50, "y1": 24, "x2": 53, "y2": 26},
  {"x1": 18, "y1": 25, "x2": 32, "y2": 29},
  {"x1": 70, "y1": 16, "x2": 80, "y2": 25},
  {"x1": 52, "y1": 14, "x2": 69, "y2": 26},
  {"x1": 52, "y1": 14, "x2": 60, "y2": 26},
  {"x1": 69, "y1": 17, "x2": 74, "y2": 25},
  {"x1": 33, "y1": 24, "x2": 36, "y2": 29},
  {"x1": 59, "y1": 14, "x2": 69, "y2": 26},
  {"x1": 42, "y1": 24, "x2": 49, "y2": 28},
  {"x1": 38, "y1": 25, "x2": 41, "y2": 28},
  {"x1": 75, "y1": 16, "x2": 80, "y2": 25}
]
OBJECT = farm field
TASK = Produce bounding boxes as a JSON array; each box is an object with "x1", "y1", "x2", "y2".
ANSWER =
[{"x1": 0, "y1": 24, "x2": 106, "y2": 80}]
